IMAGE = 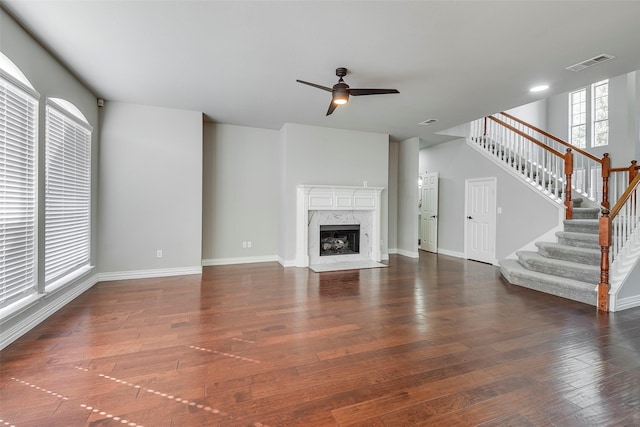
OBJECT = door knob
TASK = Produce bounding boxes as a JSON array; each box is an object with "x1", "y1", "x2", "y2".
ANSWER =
[
  {"x1": 431, "y1": 215, "x2": 437, "y2": 218},
  {"x1": 467, "y1": 216, "x2": 473, "y2": 219}
]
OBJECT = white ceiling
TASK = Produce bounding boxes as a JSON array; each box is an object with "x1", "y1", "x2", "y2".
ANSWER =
[{"x1": 3, "y1": 1, "x2": 640, "y2": 148}]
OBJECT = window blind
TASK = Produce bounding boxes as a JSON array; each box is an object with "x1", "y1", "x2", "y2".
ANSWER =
[
  {"x1": 0, "y1": 75, "x2": 38, "y2": 307},
  {"x1": 45, "y1": 100, "x2": 91, "y2": 285}
]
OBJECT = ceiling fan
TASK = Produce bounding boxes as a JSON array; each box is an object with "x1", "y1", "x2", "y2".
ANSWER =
[{"x1": 296, "y1": 67, "x2": 399, "y2": 116}]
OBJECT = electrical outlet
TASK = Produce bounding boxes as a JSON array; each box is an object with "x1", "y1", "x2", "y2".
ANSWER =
[
  {"x1": 156, "y1": 249, "x2": 163, "y2": 258},
  {"x1": 242, "y1": 241, "x2": 247, "y2": 248},
  {"x1": 247, "y1": 241, "x2": 252, "y2": 248}
]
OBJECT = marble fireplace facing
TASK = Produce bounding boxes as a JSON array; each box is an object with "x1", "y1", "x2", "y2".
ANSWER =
[{"x1": 296, "y1": 185, "x2": 384, "y2": 268}]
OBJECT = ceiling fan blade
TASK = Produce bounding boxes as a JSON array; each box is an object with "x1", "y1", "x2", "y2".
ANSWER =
[
  {"x1": 326, "y1": 101, "x2": 338, "y2": 116},
  {"x1": 296, "y1": 80, "x2": 333, "y2": 92},
  {"x1": 349, "y1": 88, "x2": 399, "y2": 96}
]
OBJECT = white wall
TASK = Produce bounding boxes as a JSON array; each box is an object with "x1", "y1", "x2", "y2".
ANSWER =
[
  {"x1": 397, "y1": 137, "x2": 419, "y2": 257},
  {"x1": 278, "y1": 123, "x2": 389, "y2": 265},
  {"x1": 202, "y1": 123, "x2": 279, "y2": 264},
  {"x1": 419, "y1": 138, "x2": 560, "y2": 260},
  {"x1": 1, "y1": 9, "x2": 100, "y2": 349},
  {"x1": 98, "y1": 102, "x2": 203, "y2": 276}
]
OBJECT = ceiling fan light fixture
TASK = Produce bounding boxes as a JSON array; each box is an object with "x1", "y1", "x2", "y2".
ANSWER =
[{"x1": 333, "y1": 90, "x2": 349, "y2": 105}]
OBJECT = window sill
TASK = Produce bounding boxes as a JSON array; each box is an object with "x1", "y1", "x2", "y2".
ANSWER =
[
  {"x1": 45, "y1": 265, "x2": 94, "y2": 297},
  {"x1": 0, "y1": 293, "x2": 43, "y2": 324}
]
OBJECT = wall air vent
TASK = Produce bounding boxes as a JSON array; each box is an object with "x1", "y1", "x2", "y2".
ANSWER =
[
  {"x1": 418, "y1": 119, "x2": 439, "y2": 126},
  {"x1": 566, "y1": 54, "x2": 615, "y2": 72}
]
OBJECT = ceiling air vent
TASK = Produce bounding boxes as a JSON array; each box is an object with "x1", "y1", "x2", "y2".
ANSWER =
[
  {"x1": 566, "y1": 54, "x2": 615, "y2": 72},
  {"x1": 418, "y1": 119, "x2": 439, "y2": 126}
]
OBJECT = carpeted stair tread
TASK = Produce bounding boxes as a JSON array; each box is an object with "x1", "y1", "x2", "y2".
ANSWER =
[
  {"x1": 563, "y1": 219, "x2": 599, "y2": 234},
  {"x1": 515, "y1": 251, "x2": 599, "y2": 283},
  {"x1": 572, "y1": 207, "x2": 601, "y2": 219},
  {"x1": 535, "y1": 242, "x2": 600, "y2": 265},
  {"x1": 556, "y1": 231, "x2": 600, "y2": 249},
  {"x1": 500, "y1": 259, "x2": 597, "y2": 306}
]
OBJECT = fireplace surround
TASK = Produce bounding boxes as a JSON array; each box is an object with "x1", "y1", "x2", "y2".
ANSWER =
[{"x1": 296, "y1": 185, "x2": 384, "y2": 267}]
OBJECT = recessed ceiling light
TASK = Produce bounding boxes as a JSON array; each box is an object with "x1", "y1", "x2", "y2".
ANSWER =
[{"x1": 530, "y1": 85, "x2": 549, "y2": 93}]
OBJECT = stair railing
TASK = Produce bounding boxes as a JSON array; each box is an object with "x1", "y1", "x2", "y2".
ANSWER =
[
  {"x1": 471, "y1": 112, "x2": 611, "y2": 219},
  {"x1": 609, "y1": 160, "x2": 640, "y2": 210},
  {"x1": 470, "y1": 112, "x2": 640, "y2": 312},
  {"x1": 599, "y1": 172, "x2": 640, "y2": 311}
]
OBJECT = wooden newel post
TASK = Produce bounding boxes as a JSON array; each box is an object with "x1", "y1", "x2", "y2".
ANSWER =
[
  {"x1": 629, "y1": 160, "x2": 638, "y2": 185},
  {"x1": 601, "y1": 153, "x2": 610, "y2": 209},
  {"x1": 564, "y1": 148, "x2": 574, "y2": 220},
  {"x1": 598, "y1": 209, "x2": 611, "y2": 312}
]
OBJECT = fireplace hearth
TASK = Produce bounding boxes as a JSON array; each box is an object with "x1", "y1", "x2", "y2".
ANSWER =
[{"x1": 320, "y1": 224, "x2": 360, "y2": 256}]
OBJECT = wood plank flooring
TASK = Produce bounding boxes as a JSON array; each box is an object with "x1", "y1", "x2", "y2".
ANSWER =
[{"x1": 1, "y1": 253, "x2": 640, "y2": 426}]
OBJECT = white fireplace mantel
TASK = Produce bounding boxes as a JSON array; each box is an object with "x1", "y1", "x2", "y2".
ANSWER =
[{"x1": 296, "y1": 185, "x2": 384, "y2": 267}]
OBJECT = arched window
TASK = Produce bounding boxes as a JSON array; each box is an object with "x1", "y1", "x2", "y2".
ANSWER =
[
  {"x1": 45, "y1": 98, "x2": 92, "y2": 285},
  {"x1": 0, "y1": 52, "x2": 39, "y2": 308}
]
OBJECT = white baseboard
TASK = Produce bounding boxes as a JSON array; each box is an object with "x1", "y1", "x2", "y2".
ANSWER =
[
  {"x1": 387, "y1": 248, "x2": 398, "y2": 255},
  {"x1": 277, "y1": 256, "x2": 297, "y2": 267},
  {"x1": 202, "y1": 256, "x2": 278, "y2": 266},
  {"x1": 98, "y1": 266, "x2": 202, "y2": 282},
  {"x1": 396, "y1": 249, "x2": 419, "y2": 258},
  {"x1": 0, "y1": 274, "x2": 98, "y2": 350},
  {"x1": 437, "y1": 248, "x2": 465, "y2": 259},
  {"x1": 612, "y1": 294, "x2": 640, "y2": 312}
]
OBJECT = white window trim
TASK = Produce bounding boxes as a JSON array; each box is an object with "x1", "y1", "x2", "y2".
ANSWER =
[
  {"x1": 44, "y1": 98, "x2": 92, "y2": 287},
  {"x1": 0, "y1": 57, "x2": 40, "y2": 309},
  {"x1": 568, "y1": 80, "x2": 609, "y2": 149}
]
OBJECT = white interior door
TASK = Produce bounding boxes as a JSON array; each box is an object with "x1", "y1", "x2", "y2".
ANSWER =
[
  {"x1": 465, "y1": 177, "x2": 496, "y2": 264},
  {"x1": 420, "y1": 172, "x2": 438, "y2": 253}
]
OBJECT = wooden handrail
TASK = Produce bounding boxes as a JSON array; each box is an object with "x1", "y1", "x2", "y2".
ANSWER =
[
  {"x1": 481, "y1": 113, "x2": 640, "y2": 312},
  {"x1": 499, "y1": 111, "x2": 603, "y2": 164},
  {"x1": 487, "y1": 116, "x2": 564, "y2": 158},
  {"x1": 609, "y1": 160, "x2": 640, "y2": 185},
  {"x1": 609, "y1": 171, "x2": 640, "y2": 220},
  {"x1": 601, "y1": 165, "x2": 640, "y2": 312}
]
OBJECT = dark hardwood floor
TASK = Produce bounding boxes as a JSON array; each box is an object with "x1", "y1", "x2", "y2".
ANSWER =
[{"x1": 2, "y1": 253, "x2": 640, "y2": 426}]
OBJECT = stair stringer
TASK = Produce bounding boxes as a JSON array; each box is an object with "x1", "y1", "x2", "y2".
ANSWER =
[{"x1": 609, "y1": 226, "x2": 640, "y2": 311}]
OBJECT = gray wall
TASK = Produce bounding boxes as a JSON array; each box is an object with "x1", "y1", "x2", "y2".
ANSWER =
[
  {"x1": 546, "y1": 71, "x2": 638, "y2": 166},
  {"x1": 98, "y1": 102, "x2": 203, "y2": 275},
  {"x1": 278, "y1": 123, "x2": 389, "y2": 265},
  {"x1": 397, "y1": 137, "x2": 419, "y2": 256},
  {"x1": 202, "y1": 123, "x2": 279, "y2": 263},
  {"x1": 387, "y1": 141, "x2": 399, "y2": 251},
  {"x1": 419, "y1": 138, "x2": 560, "y2": 260},
  {"x1": 506, "y1": 99, "x2": 547, "y2": 129},
  {"x1": 0, "y1": 9, "x2": 99, "y2": 348}
]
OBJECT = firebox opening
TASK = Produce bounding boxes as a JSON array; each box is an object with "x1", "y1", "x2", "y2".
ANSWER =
[{"x1": 320, "y1": 224, "x2": 360, "y2": 256}]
